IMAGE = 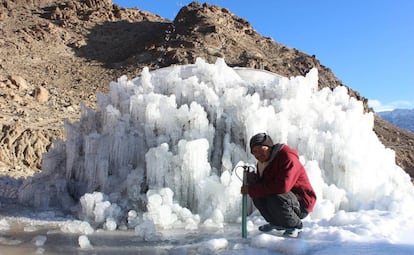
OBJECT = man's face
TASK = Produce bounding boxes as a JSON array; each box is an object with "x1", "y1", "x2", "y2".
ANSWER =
[{"x1": 252, "y1": 145, "x2": 271, "y2": 163}]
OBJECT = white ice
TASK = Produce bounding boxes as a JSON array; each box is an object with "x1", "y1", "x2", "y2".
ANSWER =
[{"x1": 1, "y1": 58, "x2": 414, "y2": 254}]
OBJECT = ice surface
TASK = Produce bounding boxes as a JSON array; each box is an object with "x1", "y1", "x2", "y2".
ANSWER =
[
  {"x1": 7, "y1": 58, "x2": 414, "y2": 254},
  {"x1": 60, "y1": 220, "x2": 94, "y2": 235},
  {"x1": 0, "y1": 218, "x2": 10, "y2": 231},
  {"x1": 203, "y1": 238, "x2": 229, "y2": 251},
  {"x1": 31, "y1": 235, "x2": 47, "y2": 246},
  {"x1": 78, "y1": 235, "x2": 93, "y2": 249}
]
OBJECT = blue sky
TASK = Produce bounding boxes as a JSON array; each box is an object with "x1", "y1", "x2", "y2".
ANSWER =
[{"x1": 112, "y1": 0, "x2": 413, "y2": 112}]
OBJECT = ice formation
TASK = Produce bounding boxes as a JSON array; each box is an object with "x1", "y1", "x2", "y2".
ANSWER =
[
  {"x1": 17, "y1": 58, "x2": 414, "y2": 232},
  {"x1": 78, "y1": 235, "x2": 93, "y2": 249}
]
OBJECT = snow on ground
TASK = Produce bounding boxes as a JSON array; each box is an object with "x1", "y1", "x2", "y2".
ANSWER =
[{"x1": 1, "y1": 58, "x2": 414, "y2": 254}]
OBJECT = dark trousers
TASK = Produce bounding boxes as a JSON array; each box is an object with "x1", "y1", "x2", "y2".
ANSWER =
[{"x1": 253, "y1": 191, "x2": 308, "y2": 228}]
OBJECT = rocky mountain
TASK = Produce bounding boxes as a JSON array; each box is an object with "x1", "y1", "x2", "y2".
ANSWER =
[
  {"x1": 378, "y1": 109, "x2": 414, "y2": 133},
  {"x1": 1, "y1": 0, "x2": 413, "y2": 180}
]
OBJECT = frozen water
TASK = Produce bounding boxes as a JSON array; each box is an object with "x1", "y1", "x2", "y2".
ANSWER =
[
  {"x1": 0, "y1": 218, "x2": 10, "y2": 231},
  {"x1": 1, "y1": 58, "x2": 414, "y2": 254},
  {"x1": 78, "y1": 235, "x2": 93, "y2": 249},
  {"x1": 31, "y1": 235, "x2": 47, "y2": 246}
]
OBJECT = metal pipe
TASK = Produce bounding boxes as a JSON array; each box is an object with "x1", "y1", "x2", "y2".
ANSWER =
[{"x1": 242, "y1": 166, "x2": 248, "y2": 238}]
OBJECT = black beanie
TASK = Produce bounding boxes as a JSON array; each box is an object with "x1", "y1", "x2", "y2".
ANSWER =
[{"x1": 249, "y1": 133, "x2": 274, "y2": 153}]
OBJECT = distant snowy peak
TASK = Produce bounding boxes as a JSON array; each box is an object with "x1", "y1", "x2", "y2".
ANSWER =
[{"x1": 378, "y1": 109, "x2": 414, "y2": 133}]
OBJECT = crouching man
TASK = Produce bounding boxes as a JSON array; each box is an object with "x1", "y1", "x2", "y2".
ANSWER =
[{"x1": 241, "y1": 133, "x2": 317, "y2": 236}]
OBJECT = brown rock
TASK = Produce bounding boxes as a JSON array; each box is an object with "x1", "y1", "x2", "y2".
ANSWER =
[
  {"x1": 33, "y1": 86, "x2": 49, "y2": 103},
  {"x1": 8, "y1": 75, "x2": 29, "y2": 91}
]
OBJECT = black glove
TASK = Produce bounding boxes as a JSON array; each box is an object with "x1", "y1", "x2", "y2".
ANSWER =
[{"x1": 246, "y1": 171, "x2": 258, "y2": 185}]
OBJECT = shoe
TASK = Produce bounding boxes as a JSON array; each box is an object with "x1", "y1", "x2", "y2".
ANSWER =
[
  {"x1": 258, "y1": 224, "x2": 275, "y2": 232},
  {"x1": 283, "y1": 228, "x2": 302, "y2": 238},
  {"x1": 258, "y1": 224, "x2": 286, "y2": 232}
]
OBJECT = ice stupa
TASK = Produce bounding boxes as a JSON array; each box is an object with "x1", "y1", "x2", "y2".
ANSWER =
[{"x1": 18, "y1": 58, "x2": 414, "y2": 231}]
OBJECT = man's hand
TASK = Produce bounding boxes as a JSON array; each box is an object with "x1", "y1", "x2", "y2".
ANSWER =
[
  {"x1": 240, "y1": 185, "x2": 249, "y2": 195},
  {"x1": 246, "y1": 171, "x2": 258, "y2": 185}
]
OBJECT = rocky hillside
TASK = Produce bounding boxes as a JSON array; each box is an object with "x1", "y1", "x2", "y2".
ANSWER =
[{"x1": 1, "y1": 0, "x2": 413, "y2": 180}]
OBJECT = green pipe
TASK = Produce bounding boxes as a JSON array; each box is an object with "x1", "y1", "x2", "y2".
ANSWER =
[{"x1": 242, "y1": 167, "x2": 248, "y2": 238}]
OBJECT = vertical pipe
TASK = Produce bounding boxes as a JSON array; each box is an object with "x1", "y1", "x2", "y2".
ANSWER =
[{"x1": 242, "y1": 166, "x2": 248, "y2": 238}]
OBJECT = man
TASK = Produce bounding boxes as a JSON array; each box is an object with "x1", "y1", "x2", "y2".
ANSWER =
[{"x1": 241, "y1": 133, "x2": 317, "y2": 236}]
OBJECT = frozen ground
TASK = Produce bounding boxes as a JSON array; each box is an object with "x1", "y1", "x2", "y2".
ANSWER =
[
  {"x1": 1, "y1": 201, "x2": 414, "y2": 255},
  {"x1": 1, "y1": 59, "x2": 414, "y2": 254}
]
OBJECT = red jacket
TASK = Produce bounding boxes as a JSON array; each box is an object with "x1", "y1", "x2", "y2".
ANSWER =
[{"x1": 248, "y1": 144, "x2": 317, "y2": 212}]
